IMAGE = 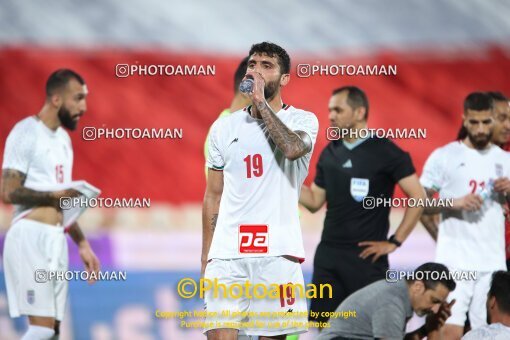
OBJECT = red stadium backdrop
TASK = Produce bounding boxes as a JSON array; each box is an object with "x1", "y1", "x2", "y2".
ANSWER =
[{"x1": 1, "y1": 47, "x2": 510, "y2": 202}]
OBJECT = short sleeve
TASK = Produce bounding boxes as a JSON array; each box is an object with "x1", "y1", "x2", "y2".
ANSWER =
[
  {"x1": 381, "y1": 140, "x2": 416, "y2": 183},
  {"x1": 372, "y1": 304, "x2": 407, "y2": 339},
  {"x1": 2, "y1": 120, "x2": 36, "y2": 174},
  {"x1": 314, "y1": 149, "x2": 326, "y2": 189},
  {"x1": 420, "y1": 148, "x2": 445, "y2": 191},
  {"x1": 461, "y1": 327, "x2": 491, "y2": 340},
  {"x1": 290, "y1": 110, "x2": 319, "y2": 152},
  {"x1": 205, "y1": 118, "x2": 225, "y2": 170}
]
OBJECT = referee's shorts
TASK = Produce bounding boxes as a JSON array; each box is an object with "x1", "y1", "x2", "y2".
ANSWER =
[{"x1": 309, "y1": 242, "x2": 388, "y2": 324}]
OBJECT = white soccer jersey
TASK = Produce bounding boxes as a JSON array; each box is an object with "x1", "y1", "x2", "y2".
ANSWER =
[
  {"x1": 206, "y1": 104, "x2": 319, "y2": 261},
  {"x1": 462, "y1": 323, "x2": 510, "y2": 340},
  {"x1": 2, "y1": 116, "x2": 73, "y2": 222},
  {"x1": 420, "y1": 141, "x2": 510, "y2": 271}
]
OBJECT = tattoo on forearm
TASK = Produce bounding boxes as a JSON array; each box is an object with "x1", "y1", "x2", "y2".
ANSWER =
[
  {"x1": 211, "y1": 214, "x2": 218, "y2": 231},
  {"x1": 255, "y1": 101, "x2": 311, "y2": 159},
  {"x1": 2, "y1": 169, "x2": 55, "y2": 207},
  {"x1": 422, "y1": 188, "x2": 444, "y2": 215},
  {"x1": 68, "y1": 223, "x2": 86, "y2": 245}
]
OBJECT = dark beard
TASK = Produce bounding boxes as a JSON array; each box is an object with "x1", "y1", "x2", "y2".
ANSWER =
[
  {"x1": 58, "y1": 106, "x2": 78, "y2": 131},
  {"x1": 264, "y1": 78, "x2": 280, "y2": 101},
  {"x1": 467, "y1": 132, "x2": 492, "y2": 149}
]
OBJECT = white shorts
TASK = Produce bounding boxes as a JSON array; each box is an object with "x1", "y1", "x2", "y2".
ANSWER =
[
  {"x1": 203, "y1": 256, "x2": 308, "y2": 337},
  {"x1": 3, "y1": 219, "x2": 69, "y2": 321},
  {"x1": 446, "y1": 270, "x2": 493, "y2": 329}
]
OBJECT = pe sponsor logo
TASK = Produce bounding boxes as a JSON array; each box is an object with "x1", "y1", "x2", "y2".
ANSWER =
[{"x1": 239, "y1": 225, "x2": 268, "y2": 254}]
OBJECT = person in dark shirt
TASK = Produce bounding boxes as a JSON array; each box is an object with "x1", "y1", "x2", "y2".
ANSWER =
[
  {"x1": 299, "y1": 86, "x2": 427, "y2": 328},
  {"x1": 318, "y1": 262, "x2": 456, "y2": 340}
]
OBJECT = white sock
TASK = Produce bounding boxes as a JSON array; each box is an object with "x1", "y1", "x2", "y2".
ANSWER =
[{"x1": 21, "y1": 325, "x2": 55, "y2": 340}]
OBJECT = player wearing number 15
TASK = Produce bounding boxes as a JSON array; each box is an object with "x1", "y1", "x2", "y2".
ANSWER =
[
  {"x1": 202, "y1": 42, "x2": 319, "y2": 340},
  {"x1": 1, "y1": 69, "x2": 100, "y2": 340}
]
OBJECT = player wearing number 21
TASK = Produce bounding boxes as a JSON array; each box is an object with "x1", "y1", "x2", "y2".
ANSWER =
[
  {"x1": 420, "y1": 92, "x2": 510, "y2": 340},
  {"x1": 201, "y1": 42, "x2": 318, "y2": 340}
]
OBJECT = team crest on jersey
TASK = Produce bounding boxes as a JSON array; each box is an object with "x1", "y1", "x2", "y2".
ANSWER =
[
  {"x1": 495, "y1": 163, "x2": 503, "y2": 177},
  {"x1": 350, "y1": 178, "x2": 369, "y2": 202},
  {"x1": 27, "y1": 290, "x2": 35, "y2": 305}
]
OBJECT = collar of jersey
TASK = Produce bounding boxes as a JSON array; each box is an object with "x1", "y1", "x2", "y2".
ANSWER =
[
  {"x1": 343, "y1": 136, "x2": 370, "y2": 150},
  {"x1": 245, "y1": 103, "x2": 289, "y2": 119},
  {"x1": 33, "y1": 115, "x2": 60, "y2": 136}
]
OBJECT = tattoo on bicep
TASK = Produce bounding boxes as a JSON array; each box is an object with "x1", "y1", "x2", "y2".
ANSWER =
[
  {"x1": 2, "y1": 169, "x2": 25, "y2": 199},
  {"x1": 2, "y1": 169, "x2": 26, "y2": 184},
  {"x1": 2, "y1": 169, "x2": 54, "y2": 207},
  {"x1": 425, "y1": 188, "x2": 436, "y2": 199},
  {"x1": 211, "y1": 214, "x2": 218, "y2": 232}
]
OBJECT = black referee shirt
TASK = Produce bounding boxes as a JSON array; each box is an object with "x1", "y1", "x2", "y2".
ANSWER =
[{"x1": 314, "y1": 137, "x2": 415, "y2": 246}]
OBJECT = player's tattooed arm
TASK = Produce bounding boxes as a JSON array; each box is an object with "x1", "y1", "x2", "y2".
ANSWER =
[
  {"x1": 420, "y1": 214, "x2": 438, "y2": 241},
  {"x1": 255, "y1": 101, "x2": 312, "y2": 160},
  {"x1": 422, "y1": 187, "x2": 452, "y2": 214},
  {"x1": 68, "y1": 221, "x2": 87, "y2": 245},
  {"x1": 68, "y1": 222, "x2": 101, "y2": 284},
  {"x1": 420, "y1": 188, "x2": 440, "y2": 237},
  {"x1": 201, "y1": 169, "x2": 224, "y2": 276},
  {"x1": 1, "y1": 169, "x2": 80, "y2": 208},
  {"x1": 210, "y1": 213, "x2": 218, "y2": 232},
  {"x1": 422, "y1": 186, "x2": 483, "y2": 214},
  {"x1": 1, "y1": 169, "x2": 57, "y2": 207}
]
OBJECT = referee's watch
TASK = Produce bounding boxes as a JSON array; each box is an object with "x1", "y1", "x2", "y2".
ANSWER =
[{"x1": 388, "y1": 234, "x2": 402, "y2": 247}]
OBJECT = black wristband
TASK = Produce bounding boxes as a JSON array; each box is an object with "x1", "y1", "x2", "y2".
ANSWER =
[{"x1": 388, "y1": 234, "x2": 402, "y2": 247}]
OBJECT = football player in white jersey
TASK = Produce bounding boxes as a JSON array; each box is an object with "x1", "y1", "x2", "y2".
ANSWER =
[
  {"x1": 1, "y1": 69, "x2": 100, "y2": 340},
  {"x1": 420, "y1": 92, "x2": 510, "y2": 340},
  {"x1": 202, "y1": 42, "x2": 319, "y2": 340}
]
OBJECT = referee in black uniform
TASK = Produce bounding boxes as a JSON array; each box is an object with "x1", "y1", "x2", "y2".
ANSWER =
[{"x1": 300, "y1": 86, "x2": 427, "y2": 328}]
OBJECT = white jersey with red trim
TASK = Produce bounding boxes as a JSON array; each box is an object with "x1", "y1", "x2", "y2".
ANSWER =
[
  {"x1": 206, "y1": 104, "x2": 319, "y2": 261},
  {"x1": 420, "y1": 141, "x2": 510, "y2": 271},
  {"x1": 2, "y1": 116, "x2": 73, "y2": 222}
]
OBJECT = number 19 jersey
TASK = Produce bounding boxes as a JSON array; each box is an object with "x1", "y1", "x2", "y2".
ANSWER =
[{"x1": 206, "y1": 105, "x2": 319, "y2": 261}]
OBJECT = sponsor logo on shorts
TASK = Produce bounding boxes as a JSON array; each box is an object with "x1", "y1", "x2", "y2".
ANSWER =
[{"x1": 239, "y1": 225, "x2": 268, "y2": 254}]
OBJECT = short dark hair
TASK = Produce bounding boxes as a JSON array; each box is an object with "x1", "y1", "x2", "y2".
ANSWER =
[
  {"x1": 411, "y1": 262, "x2": 456, "y2": 292},
  {"x1": 488, "y1": 271, "x2": 510, "y2": 314},
  {"x1": 234, "y1": 56, "x2": 249, "y2": 94},
  {"x1": 248, "y1": 42, "x2": 291, "y2": 74},
  {"x1": 46, "y1": 69, "x2": 85, "y2": 98},
  {"x1": 456, "y1": 125, "x2": 467, "y2": 140},
  {"x1": 332, "y1": 86, "x2": 370, "y2": 119},
  {"x1": 486, "y1": 91, "x2": 508, "y2": 103},
  {"x1": 464, "y1": 92, "x2": 493, "y2": 112}
]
